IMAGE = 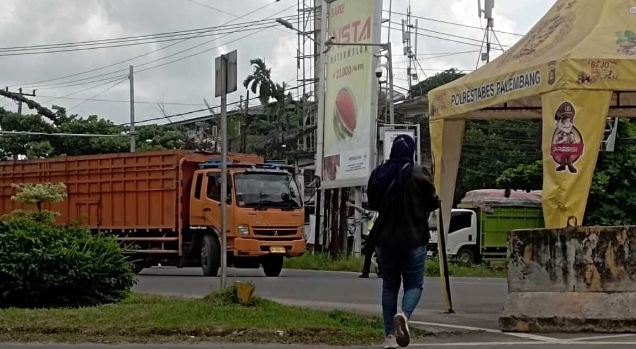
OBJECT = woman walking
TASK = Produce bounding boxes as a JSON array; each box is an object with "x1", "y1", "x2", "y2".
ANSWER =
[{"x1": 367, "y1": 135, "x2": 440, "y2": 348}]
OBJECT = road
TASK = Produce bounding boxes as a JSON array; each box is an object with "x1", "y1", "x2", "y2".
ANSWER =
[
  {"x1": 128, "y1": 267, "x2": 636, "y2": 348},
  {"x1": 133, "y1": 267, "x2": 508, "y2": 329},
  {"x1": 4, "y1": 268, "x2": 634, "y2": 349}
]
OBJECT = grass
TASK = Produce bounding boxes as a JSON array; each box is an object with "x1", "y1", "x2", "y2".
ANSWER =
[
  {"x1": 285, "y1": 253, "x2": 508, "y2": 278},
  {"x1": 0, "y1": 291, "x2": 429, "y2": 345}
]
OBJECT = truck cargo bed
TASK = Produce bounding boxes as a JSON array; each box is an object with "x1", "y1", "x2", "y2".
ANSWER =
[{"x1": 0, "y1": 150, "x2": 192, "y2": 231}]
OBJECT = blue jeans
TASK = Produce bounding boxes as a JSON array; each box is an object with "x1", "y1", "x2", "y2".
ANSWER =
[{"x1": 376, "y1": 245, "x2": 427, "y2": 336}]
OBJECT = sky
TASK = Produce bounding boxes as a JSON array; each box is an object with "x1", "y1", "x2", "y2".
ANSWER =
[{"x1": 0, "y1": 0, "x2": 557, "y2": 126}]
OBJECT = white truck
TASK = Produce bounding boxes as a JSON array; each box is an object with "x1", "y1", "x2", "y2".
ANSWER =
[{"x1": 428, "y1": 190, "x2": 544, "y2": 265}]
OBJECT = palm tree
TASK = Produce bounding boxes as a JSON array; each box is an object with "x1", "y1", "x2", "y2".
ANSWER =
[
  {"x1": 270, "y1": 82, "x2": 291, "y2": 156},
  {"x1": 242, "y1": 58, "x2": 274, "y2": 153}
]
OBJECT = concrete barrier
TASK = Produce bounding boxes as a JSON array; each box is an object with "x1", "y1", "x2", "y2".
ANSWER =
[{"x1": 499, "y1": 226, "x2": 636, "y2": 332}]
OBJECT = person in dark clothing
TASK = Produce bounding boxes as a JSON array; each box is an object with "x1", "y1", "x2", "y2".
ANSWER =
[
  {"x1": 360, "y1": 219, "x2": 377, "y2": 278},
  {"x1": 360, "y1": 243, "x2": 373, "y2": 278},
  {"x1": 367, "y1": 134, "x2": 440, "y2": 349}
]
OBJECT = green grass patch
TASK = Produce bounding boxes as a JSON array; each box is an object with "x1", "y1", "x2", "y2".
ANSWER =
[
  {"x1": 0, "y1": 291, "x2": 429, "y2": 345},
  {"x1": 285, "y1": 253, "x2": 507, "y2": 278},
  {"x1": 284, "y1": 252, "x2": 365, "y2": 272}
]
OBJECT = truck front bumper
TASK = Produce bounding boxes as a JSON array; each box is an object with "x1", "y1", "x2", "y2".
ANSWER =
[{"x1": 232, "y1": 238, "x2": 306, "y2": 258}]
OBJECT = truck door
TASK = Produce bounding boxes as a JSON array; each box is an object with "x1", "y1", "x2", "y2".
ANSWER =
[
  {"x1": 446, "y1": 211, "x2": 475, "y2": 255},
  {"x1": 189, "y1": 172, "x2": 205, "y2": 225},
  {"x1": 202, "y1": 172, "x2": 234, "y2": 236}
]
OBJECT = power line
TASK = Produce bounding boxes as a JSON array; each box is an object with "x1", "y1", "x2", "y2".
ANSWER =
[
  {"x1": 12, "y1": 1, "x2": 286, "y2": 88},
  {"x1": 182, "y1": 0, "x2": 291, "y2": 35},
  {"x1": 34, "y1": 95, "x2": 206, "y2": 106},
  {"x1": 26, "y1": 24, "x2": 274, "y2": 91},
  {"x1": 67, "y1": 78, "x2": 129, "y2": 111},
  {"x1": 383, "y1": 25, "x2": 482, "y2": 48},
  {"x1": 182, "y1": 0, "x2": 237, "y2": 17},
  {"x1": 0, "y1": 23, "x2": 280, "y2": 57},
  {"x1": 130, "y1": 4, "x2": 299, "y2": 77},
  {"x1": 417, "y1": 51, "x2": 480, "y2": 60},
  {"x1": 123, "y1": 81, "x2": 313, "y2": 127},
  {"x1": 418, "y1": 50, "x2": 480, "y2": 56},
  {"x1": 24, "y1": 3, "x2": 297, "y2": 91},
  {"x1": 39, "y1": 76, "x2": 130, "y2": 105},
  {"x1": 0, "y1": 16, "x2": 296, "y2": 55},
  {"x1": 387, "y1": 10, "x2": 525, "y2": 37},
  {"x1": 390, "y1": 20, "x2": 511, "y2": 47}
]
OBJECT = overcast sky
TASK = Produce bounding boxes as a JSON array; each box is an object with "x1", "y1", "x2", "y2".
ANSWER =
[{"x1": 0, "y1": 0, "x2": 556, "y2": 125}]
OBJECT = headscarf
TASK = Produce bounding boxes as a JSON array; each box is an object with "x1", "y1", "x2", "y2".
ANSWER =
[{"x1": 373, "y1": 134, "x2": 416, "y2": 199}]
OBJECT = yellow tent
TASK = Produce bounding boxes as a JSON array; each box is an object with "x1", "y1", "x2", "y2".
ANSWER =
[{"x1": 429, "y1": 0, "x2": 636, "y2": 232}]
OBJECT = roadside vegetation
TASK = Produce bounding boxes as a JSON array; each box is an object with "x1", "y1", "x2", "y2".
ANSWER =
[
  {"x1": 0, "y1": 183, "x2": 136, "y2": 309},
  {"x1": 284, "y1": 253, "x2": 507, "y2": 278},
  {"x1": 0, "y1": 289, "x2": 429, "y2": 345}
]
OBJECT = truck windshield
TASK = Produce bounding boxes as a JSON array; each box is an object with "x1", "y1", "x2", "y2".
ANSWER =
[{"x1": 234, "y1": 173, "x2": 302, "y2": 209}]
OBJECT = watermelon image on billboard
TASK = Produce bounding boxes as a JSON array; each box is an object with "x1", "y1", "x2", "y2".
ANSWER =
[{"x1": 333, "y1": 87, "x2": 357, "y2": 140}]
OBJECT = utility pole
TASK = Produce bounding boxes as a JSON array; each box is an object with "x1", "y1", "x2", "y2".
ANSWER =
[
  {"x1": 477, "y1": 0, "x2": 503, "y2": 68},
  {"x1": 129, "y1": 65, "x2": 136, "y2": 152},
  {"x1": 215, "y1": 50, "x2": 238, "y2": 290},
  {"x1": 18, "y1": 88, "x2": 23, "y2": 115},
  {"x1": 242, "y1": 91, "x2": 249, "y2": 153},
  {"x1": 401, "y1": 3, "x2": 421, "y2": 96},
  {"x1": 315, "y1": 0, "x2": 328, "y2": 254},
  {"x1": 5, "y1": 87, "x2": 37, "y2": 115},
  {"x1": 387, "y1": 45, "x2": 395, "y2": 124}
]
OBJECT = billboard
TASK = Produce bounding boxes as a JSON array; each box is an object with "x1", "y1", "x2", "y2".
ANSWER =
[{"x1": 321, "y1": 0, "x2": 382, "y2": 189}]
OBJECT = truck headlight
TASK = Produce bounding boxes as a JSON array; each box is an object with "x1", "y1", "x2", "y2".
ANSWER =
[{"x1": 238, "y1": 225, "x2": 250, "y2": 236}]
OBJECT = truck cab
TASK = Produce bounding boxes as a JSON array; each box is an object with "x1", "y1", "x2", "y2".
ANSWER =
[
  {"x1": 428, "y1": 209, "x2": 480, "y2": 265},
  {"x1": 189, "y1": 162, "x2": 306, "y2": 276}
]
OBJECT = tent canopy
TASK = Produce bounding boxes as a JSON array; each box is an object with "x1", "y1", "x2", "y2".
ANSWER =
[
  {"x1": 428, "y1": 0, "x2": 636, "y2": 232},
  {"x1": 429, "y1": 0, "x2": 636, "y2": 121}
]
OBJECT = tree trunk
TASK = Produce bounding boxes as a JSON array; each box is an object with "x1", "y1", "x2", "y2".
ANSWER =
[
  {"x1": 339, "y1": 187, "x2": 349, "y2": 256},
  {"x1": 322, "y1": 189, "x2": 331, "y2": 253},
  {"x1": 240, "y1": 91, "x2": 250, "y2": 153},
  {"x1": 330, "y1": 188, "x2": 341, "y2": 257}
]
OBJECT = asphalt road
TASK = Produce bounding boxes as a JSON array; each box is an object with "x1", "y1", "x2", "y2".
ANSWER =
[
  {"x1": 5, "y1": 268, "x2": 633, "y2": 349},
  {"x1": 133, "y1": 267, "x2": 508, "y2": 329}
]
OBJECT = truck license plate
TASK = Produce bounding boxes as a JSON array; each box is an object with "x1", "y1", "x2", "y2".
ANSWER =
[{"x1": 270, "y1": 246, "x2": 286, "y2": 253}]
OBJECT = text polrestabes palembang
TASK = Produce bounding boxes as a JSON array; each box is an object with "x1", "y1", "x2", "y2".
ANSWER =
[{"x1": 450, "y1": 70, "x2": 542, "y2": 107}]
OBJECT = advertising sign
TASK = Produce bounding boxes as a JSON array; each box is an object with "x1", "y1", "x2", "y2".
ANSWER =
[{"x1": 322, "y1": 0, "x2": 382, "y2": 189}]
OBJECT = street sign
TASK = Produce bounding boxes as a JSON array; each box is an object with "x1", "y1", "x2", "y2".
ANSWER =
[
  {"x1": 214, "y1": 49, "x2": 238, "y2": 290},
  {"x1": 215, "y1": 50, "x2": 237, "y2": 97}
]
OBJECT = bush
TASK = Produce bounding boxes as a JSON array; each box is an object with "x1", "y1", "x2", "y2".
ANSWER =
[{"x1": 0, "y1": 217, "x2": 136, "y2": 308}]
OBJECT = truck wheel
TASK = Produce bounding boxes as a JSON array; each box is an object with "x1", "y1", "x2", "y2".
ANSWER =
[
  {"x1": 457, "y1": 248, "x2": 476, "y2": 266},
  {"x1": 201, "y1": 234, "x2": 220, "y2": 277},
  {"x1": 262, "y1": 256, "x2": 284, "y2": 277}
]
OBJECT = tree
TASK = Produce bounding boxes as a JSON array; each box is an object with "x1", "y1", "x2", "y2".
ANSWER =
[
  {"x1": 0, "y1": 108, "x2": 56, "y2": 159},
  {"x1": 242, "y1": 58, "x2": 274, "y2": 152},
  {"x1": 410, "y1": 68, "x2": 466, "y2": 98},
  {"x1": 496, "y1": 118, "x2": 636, "y2": 226},
  {"x1": 11, "y1": 183, "x2": 67, "y2": 212},
  {"x1": 135, "y1": 124, "x2": 186, "y2": 152},
  {"x1": 52, "y1": 115, "x2": 129, "y2": 156},
  {"x1": 456, "y1": 119, "x2": 540, "y2": 203}
]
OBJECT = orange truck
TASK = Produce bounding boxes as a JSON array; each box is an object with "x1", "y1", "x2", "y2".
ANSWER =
[{"x1": 0, "y1": 150, "x2": 306, "y2": 277}]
